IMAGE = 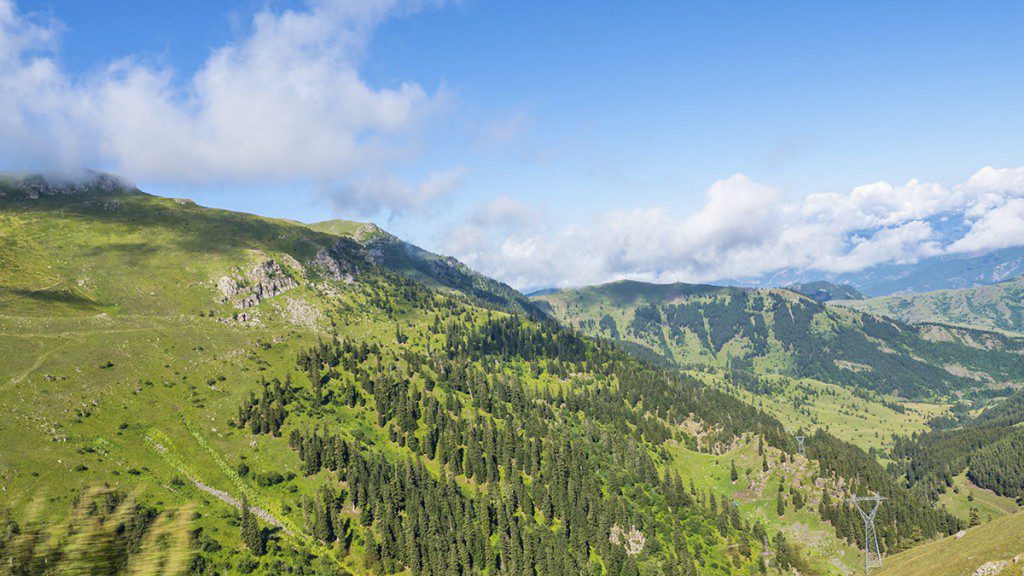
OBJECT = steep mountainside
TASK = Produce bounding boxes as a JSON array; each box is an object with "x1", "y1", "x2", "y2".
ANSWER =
[
  {"x1": 0, "y1": 175, "x2": 965, "y2": 575},
  {"x1": 892, "y1": 387, "x2": 1024, "y2": 506},
  {"x1": 838, "y1": 277, "x2": 1024, "y2": 335},
  {"x1": 0, "y1": 176, "x2": 536, "y2": 319},
  {"x1": 786, "y1": 281, "x2": 865, "y2": 303},
  {"x1": 535, "y1": 280, "x2": 1024, "y2": 398}
]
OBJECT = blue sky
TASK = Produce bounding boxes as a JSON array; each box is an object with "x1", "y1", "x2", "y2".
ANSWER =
[{"x1": 4, "y1": 1, "x2": 1024, "y2": 287}]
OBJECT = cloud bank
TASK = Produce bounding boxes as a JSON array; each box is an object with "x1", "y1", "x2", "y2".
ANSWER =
[
  {"x1": 447, "y1": 166, "x2": 1024, "y2": 289},
  {"x1": 0, "y1": 0, "x2": 455, "y2": 214}
]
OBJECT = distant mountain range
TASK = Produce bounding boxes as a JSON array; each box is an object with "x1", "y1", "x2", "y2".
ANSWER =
[
  {"x1": 718, "y1": 211, "x2": 1024, "y2": 296},
  {"x1": 785, "y1": 281, "x2": 865, "y2": 302},
  {"x1": 719, "y1": 246, "x2": 1024, "y2": 297},
  {"x1": 532, "y1": 279, "x2": 1024, "y2": 398}
]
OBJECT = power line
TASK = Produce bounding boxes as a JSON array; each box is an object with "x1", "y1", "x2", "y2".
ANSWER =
[{"x1": 850, "y1": 495, "x2": 885, "y2": 576}]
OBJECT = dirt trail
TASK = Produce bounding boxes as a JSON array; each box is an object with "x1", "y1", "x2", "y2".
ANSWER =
[{"x1": 192, "y1": 480, "x2": 293, "y2": 535}]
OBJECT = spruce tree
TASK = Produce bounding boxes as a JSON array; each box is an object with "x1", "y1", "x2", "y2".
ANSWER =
[{"x1": 240, "y1": 495, "x2": 264, "y2": 556}]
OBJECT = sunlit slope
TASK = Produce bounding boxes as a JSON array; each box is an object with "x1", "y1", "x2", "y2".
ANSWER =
[
  {"x1": 879, "y1": 510, "x2": 1024, "y2": 576},
  {"x1": 0, "y1": 175, "x2": 535, "y2": 317},
  {"x1": 696, "y1": 370, "x2": 945, "y2": 453}
]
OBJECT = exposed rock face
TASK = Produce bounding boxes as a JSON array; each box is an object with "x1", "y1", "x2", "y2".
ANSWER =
[
  {"x1": 284, "y1": 297, "x2": 319, "y2": 327},
  {"x1": 608, "y1": 524, "x2": 645, "y2": 556},
  {"x1": 311, "y1": 237, "x2": 365, "y2": 282},
  {"x1": 16, "y1": 174, "x2": 128, "y2": 199},
  {"x1": 218, "y1": 259, "x2": 297, "y2": 309},
  {"x1": 972, "y1": 560, "x2": 1008, "y2": 576}
]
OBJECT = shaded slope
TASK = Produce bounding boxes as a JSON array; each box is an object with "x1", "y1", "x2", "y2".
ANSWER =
[{"x1": 787, "y1": 280, "x2": 866, "y2": 302}]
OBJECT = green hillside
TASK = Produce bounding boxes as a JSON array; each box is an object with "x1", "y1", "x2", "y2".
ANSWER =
[
  {"x1": 839, "y1": 277, "x2": 1024, "y2": 335},
  {"x1": 891, "y1": 387, "x2": 1024, "y2": 507},
  {"x1": 535, "y1": 280, "x2": 1024, "y2": 399}
]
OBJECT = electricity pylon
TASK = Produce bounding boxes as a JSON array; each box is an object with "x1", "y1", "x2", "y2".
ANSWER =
[
  {"x1": 795, "y1": 435, "x2": 805, "y2": 456},
  {"x1": 850, "y1": 495, "x2": 885, "y2": 575}
]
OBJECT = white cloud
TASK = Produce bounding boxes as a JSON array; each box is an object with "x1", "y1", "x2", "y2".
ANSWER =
[
  {"x1": 948, "y1": 198, "x2": 1024, "y2": 254},
  {"x1": 449, "y1": 165, "x2": 1024, "y2": 289},
  {"x1": 0, "y1": 0, "x2": 454, "y2": 213},
  {"x1": 327, "y1": 166, "x2": 465, "y2": 217}
]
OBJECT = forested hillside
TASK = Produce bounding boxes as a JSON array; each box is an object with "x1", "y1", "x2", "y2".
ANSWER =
[
  {"x1": 892, "y1": 387, "x2": 1024, "y2": 510},
  {"x1": 535, "y1": 280, "x2": 1024, "y2": 399}
]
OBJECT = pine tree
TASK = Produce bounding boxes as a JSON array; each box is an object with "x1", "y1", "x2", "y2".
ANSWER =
[{"x1": 240, "y1": 495, "x2": 264, "y2": 556}]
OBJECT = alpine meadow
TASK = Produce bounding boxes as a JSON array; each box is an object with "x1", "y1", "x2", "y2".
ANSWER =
[{"x1": 2, "y1": 2, "x2": 1024, "y2": 576}]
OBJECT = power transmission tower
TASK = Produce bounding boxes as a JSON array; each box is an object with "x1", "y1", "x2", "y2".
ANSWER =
[
  {"x1": 850, "y1": 495, "x2": 885, "y2": 575},
  {"x1": 795, "y1": 435, "x2": 805, "y2": 456}
]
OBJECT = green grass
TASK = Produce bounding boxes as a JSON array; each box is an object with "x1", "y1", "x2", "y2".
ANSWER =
[
  {"x1": 0, "y1": 184, "x2": 1004, "y2": 575},
  {"x1": 880, "y1": 509, "x2": 1024, "y2": 576},
  {"x1": 936, "y1": 471, "x2": 1019, "y2": 524},
  {"x1": 666, "y1": 433, "x2": 862, "y2": 575},
  {"x1": 694, "y1": 371, "x2": 944, "y2": 454},
  {"x1": 304, "y1": 219, "x2": 374, "y2": 238},
  {"x1": 537, "y1": 279, "x2": 1024, "y2": 400}
]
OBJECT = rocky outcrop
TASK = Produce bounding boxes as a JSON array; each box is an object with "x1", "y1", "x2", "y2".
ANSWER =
[
  {"x1": 5, "y1": 173, "x2": 129, "y2": 199},
  {"x1": 972, "y1": 560, "x2": 1008, "y2": 576},
  {"x1": 311, "y1": 237, "x2": 365, "y2": 282},
  {"x1": 218, "y1": 259, "x2": 297, "y2": 309}
]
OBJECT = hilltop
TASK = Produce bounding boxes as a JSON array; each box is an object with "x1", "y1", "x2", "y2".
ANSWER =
[{"x1": 0, "y1": 174, "x2": 538, "y2": 319}]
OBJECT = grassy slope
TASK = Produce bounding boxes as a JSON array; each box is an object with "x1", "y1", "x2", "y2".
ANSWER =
[
  {"x1": 936, "y1": 472, "x2": 1019, "y2": 524},
  {"x1": 0, "y1": 181, "x2": 1002, "y2": 575},
  {"x1": 839, "y1": 278, "x2": 1024, "y2": 335},
  {"x1": 3, "y1": 184, "x2": 836, "y2": 574},
  {"x1": 879, "y1": 510, "x2": 1024, "y2": 576},
  {"x1": 696, "y1": 371, "x2": 945, "y2": 454},
  {"x1": 0, "y1": 182, "x2": 548, "y2": 572},
  {"x1": 668, "y1": 434, "x2": 863, "y2": 574}
]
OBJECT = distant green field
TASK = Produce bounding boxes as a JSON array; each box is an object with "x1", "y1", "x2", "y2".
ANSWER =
[
  {"x1": 536, "y1": 280, "x2": 1024, "y2": 400},
  {"x1": 693, "y1": 371, "x2": 945, "y2": 454}
]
